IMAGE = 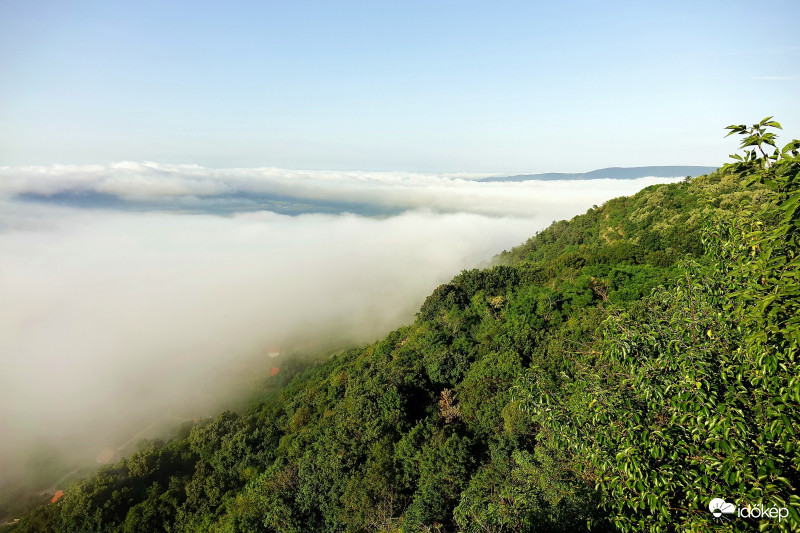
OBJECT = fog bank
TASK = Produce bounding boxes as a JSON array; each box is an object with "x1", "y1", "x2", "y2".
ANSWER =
[{"x1": 0, "y1": 162, "x2": 682, "y2": 217}]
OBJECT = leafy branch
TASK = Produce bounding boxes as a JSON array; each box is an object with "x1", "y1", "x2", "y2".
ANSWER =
[{"x1": 725, "y1": 116, "x2": 783, "y2": 167}]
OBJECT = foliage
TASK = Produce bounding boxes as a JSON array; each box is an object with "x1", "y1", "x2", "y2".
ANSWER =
[
  {"x1": 725, "y1": 116, "x2": 791, "y2": 167},
  {"x1": 516, "y1": 122, "x2": 800, "y2": 531}
]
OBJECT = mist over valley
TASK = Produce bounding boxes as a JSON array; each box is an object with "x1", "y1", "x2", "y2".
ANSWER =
[{"x1": 3, "y1": 2, "x2": 797, "y2": 527}]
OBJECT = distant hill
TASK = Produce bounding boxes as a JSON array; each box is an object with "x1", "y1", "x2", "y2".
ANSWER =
[{"x1": 479, "y1": 165, "x2": 717, "y2": 182}]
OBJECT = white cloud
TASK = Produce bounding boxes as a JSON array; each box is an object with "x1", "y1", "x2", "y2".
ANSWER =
[
  {"x1": 0, "y1": 202, "x2": 540, "y2": 479},
  {"x1": 0, "y1": 162, "x2": 681, "y2": 217}
]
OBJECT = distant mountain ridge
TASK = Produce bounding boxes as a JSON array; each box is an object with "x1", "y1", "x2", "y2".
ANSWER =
[{"x1": 479, "y1": 165, "x2": 718, "y2": 182}]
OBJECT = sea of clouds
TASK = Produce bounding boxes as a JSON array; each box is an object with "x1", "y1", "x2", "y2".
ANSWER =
[
  {"x1": 0, "y1": 161, "x2": 681, "y2": 217},
  {"x1": 0, "y1": 163, "x2": 681, "y2": 486}
]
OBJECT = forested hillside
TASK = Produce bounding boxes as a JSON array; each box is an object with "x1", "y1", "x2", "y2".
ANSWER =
[{"x1": 8, "y1": 121, "x2": 799, "y2": 532}]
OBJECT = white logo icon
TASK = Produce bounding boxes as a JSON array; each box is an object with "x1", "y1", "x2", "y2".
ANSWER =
[{"x1": 709, "y1": 498, "x2": 736, "y2": 519}]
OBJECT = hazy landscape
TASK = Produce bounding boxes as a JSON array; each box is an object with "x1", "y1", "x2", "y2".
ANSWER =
[
  {"x1": 0, "y1": 164, "x2": 686, "y2": 490},
  {"x1": 1, "y1": 1, "x2": 798, "y2": 532}
]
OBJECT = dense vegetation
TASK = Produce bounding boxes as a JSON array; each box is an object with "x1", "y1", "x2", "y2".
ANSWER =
[{"x1": 7, "y1": 121, "x2": 798, "y2": 532}]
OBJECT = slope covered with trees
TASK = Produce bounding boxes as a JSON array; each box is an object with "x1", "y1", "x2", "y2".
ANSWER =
[{"x1": 7, "y1": 121, "x2": 798, "y2": 532}]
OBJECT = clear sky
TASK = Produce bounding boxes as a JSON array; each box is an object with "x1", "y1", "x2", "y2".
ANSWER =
[{"x1": 1, "y1": 0, "x2": 798, "y2": 172}]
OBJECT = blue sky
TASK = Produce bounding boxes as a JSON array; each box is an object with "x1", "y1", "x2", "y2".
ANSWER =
[{"x1": 1, "y1": 0, "x2": 798, "y2": 172}]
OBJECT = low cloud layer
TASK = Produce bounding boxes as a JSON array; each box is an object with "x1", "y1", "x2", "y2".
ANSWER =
[
  {"x1": 0, "y1": 163, "x2": 682, "y2": 490},
  {"x1": 0, "y1": 162, "x2": 681, "y2": 217}
]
